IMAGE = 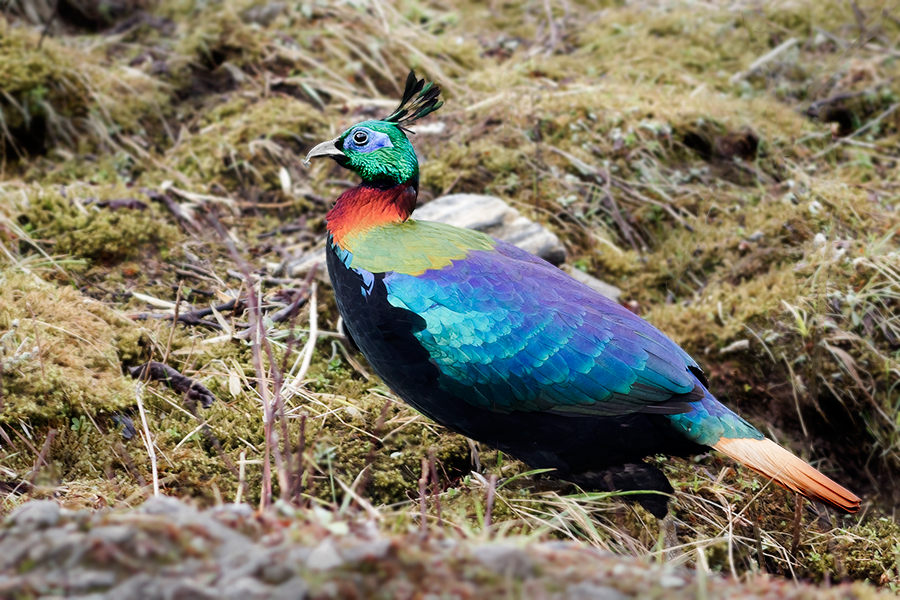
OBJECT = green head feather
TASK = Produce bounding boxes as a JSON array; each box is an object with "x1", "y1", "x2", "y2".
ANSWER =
[
  {"x1": 306, "y1": 71, "x2": 443, "y2": 187},
  {"x1": 333, "y1": 120, "x2": 420, "y2": 186}
]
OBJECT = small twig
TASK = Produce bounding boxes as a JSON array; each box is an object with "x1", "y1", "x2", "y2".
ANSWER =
[
  {"x1": 114, "y1": 442, "x2": 148, "y2": 490},
  {"x1": 30, "y1": 429, "x2": 57, "y2": 486},
  {"x1": 235, "y1": 450, "x2": 246, "y2": 504},
  {"x1": 283, "y1": 282, "x2": 319, "y2": 396},
  {"x1": 429, "y1": 448, "x2": 443, "y2": 532},
  {"x1": 730, "y1": 37, "x2": 799, "y2": 84},
  {"x1": 293, "y1": 414, "x2": 307, "y2": 504},
  {"x1": 791, "y1": 495, "x2": 804, "y2": 556},
  {"x1": 129, "y1": 362, "x2": 216, "y2": 408},
  {"x1": 753, "y1": 502, "x2": 767, "y2": 574},
  {"x1": 135, "y1": 385, "x2": 159, "y2": 497},
  {"x1": 25, "y1": 304, "x2": 46, "y2": 383},
  {"x1": 37, "y1": 0, "x2": 60, "y2": 50},
  {"x1": 806, "y1": 78, "x2": 895, "y2": 115},
  {"x1": 484, "y1": 474, "x2": 498, "y2": 534},
  {"x1": 419, "y1": 457, "x2": 429, "y2": 535},
  {"x1": 162, "y1": 283, "x2": 183, "y2": 365}
]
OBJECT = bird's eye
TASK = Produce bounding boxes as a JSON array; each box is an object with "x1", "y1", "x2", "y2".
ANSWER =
[{"x1": 353, "y1": 131, "x2": 369, "y2": 145}]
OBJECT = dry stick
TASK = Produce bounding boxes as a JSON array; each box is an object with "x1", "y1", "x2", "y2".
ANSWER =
[
  {"x1": 428, "y1": 448, "x2": 443, "y2": 532},
  {"x1": 207, "y1": 212, "x2": 284, "y2": 509},
  {"x1": 419, "y1": 457, "x2": 429, "y2": 535},
  {"x1": 284, "y1": 283, "x2": 319, "y2": 396},
  {"x1": 791, "y1": 495, "x2": 804, "y2": 557},
  {"x1": 235, "y1": 451, "x2": 247, "y2": 504},
  {"x1": 753, "y1": 502, "x2": 767, "y2": 575},
  {"x1": 485, "y1": 474, "x2": 498, "y2": 534},
  {"x1": 114, "y1": 442, "x2": 148, "y2": 490},
  {"x1": 268, "y1": 269, "x2": 317, "y2": 503},
  {"x1": 294, "y1": 414, "x2": 307, "y2": 504},
  {"x1": 162, "y1": 282, "x2": 183, "y2": 365},
  {"x1": 30, "y1": 429, "x2": 56, "y2": 486},
  {"x1": 135, "y1": 385, "x2": 159, "y2": 497}
]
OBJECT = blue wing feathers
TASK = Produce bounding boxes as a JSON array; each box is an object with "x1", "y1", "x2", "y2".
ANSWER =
[{"x1": 382, "y1": 239, "x2": 711, "y2": 417}]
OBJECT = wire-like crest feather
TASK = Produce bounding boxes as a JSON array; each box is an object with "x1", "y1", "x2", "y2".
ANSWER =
[{"x1": 383, "y1": 70, "x2": 443, "y2": 132}]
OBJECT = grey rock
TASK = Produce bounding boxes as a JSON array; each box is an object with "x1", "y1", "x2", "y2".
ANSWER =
[
  {"x1": 306, "y1": 538, "x2": 343, "y2": 571},
  {"x1": 170, "y1": 580, "x2": 220, "y2": 600},
  {"x1": 8, "y1": 500, "x2": 60, "y2": 530},
  {"x1": 139, "y1": 496, "x2": 193, "y2": 516},
  {"x1": 88, "y1": 525, "x2": 134, "y2": 545},
  {"x1": 63, "y1": 568, "x2": 119, "y2": 593},
  {"x1": 471, "y1": 544, "x2": 535, "y2": 578},
  {"x1": 561, "y1": 265, "x2": 621, "y2": 302},
  {"x1": 105, "y1": 574, "x2": 165, "y2": 600},
  {"x1": 222, "y1": 576, "x2": 273, "y2": 600},
  {"x1": 0, "y1": 574, "x2": 26, "y2": 596},
  {"x1": 659, "y1": 574, "x2": 686, "y2": 589},
  {"x1": 563, "y1": 583, "x2": 627, "y2": 600},
  {"x1": 414, "y1": 194, "x2": 567, "y2": 264},
  {"x1": 270, "y1": 577, "x2": 309, "y2": 600},
  {"x1": 340, "y1": 538, "x2": 392, "y2": 563},
  {"x1": 258, "y1": 561, "x2": 294, "y2": 585},
  {"x1": 241, "y1": 2, "x2": 286, "y2": 25}
]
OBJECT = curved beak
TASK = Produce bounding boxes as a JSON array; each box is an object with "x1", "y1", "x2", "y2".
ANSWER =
[{"x1": 302, "y1": 138, "x2": 344, "y2": 167}]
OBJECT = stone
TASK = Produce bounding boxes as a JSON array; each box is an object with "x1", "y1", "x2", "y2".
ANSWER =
[
  {"x1": 306, "y1": 538, "x2": 343, "y2": 571},
  {"x1": 270, "y1": 577, "x2": 309, "y2": 600},
  {"x1": 561, "y1": 265, "x2": 621, "y2": 302},
  {"x1": 170, "y1": 580, "x2": 220, "y2": 600},
  {"x1": 413, "y1": 194, "x2": 567, "y2": 264},
  {"x1": 471, "y1": 544, "x2": 535, "y2": 578},
  {"x1": 7, "y1": 500, "x2": 60, "y2": 530},
  {"x1": 563, "y1": 583, "x2": 627, "y2": 600},
  {"x1": 139, "y1": 496, "x2": 192, "y2": 516},
  {"x1": 221, "y1": 576, "x2": 273, "y2": 600},
  {"x1": 340, "y1": 538, "x2": 392, "y2": 563}
]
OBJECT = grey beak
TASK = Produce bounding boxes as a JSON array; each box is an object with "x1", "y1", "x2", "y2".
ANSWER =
[{"x1": 303, "y1": 138, "x2": 344, "y2": 166}]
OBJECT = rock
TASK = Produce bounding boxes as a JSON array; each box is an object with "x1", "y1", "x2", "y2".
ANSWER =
[
  {"x1": 340, "y1": 538, "x2": 392, "y2": 563},
  {"x1": 306, "y1": 538, "x2": 343, "y2": 571},
  {"x1": 270, "y1": 577, "x2": 309, "y2": 600},
  {"x1": 659, "y1": 574, "x2": 686, "y2": 589},
  {"x1": 258, "y1": 562, "x2": 295, "y2": 585},
  {"x1": 561, "y1": 266, "x2": 621, "y2": 302},
  {"x1": 139, "y1": 496, "x2": 192, "y2": 516},
  {"x1": 222, "y1": 576, "x2": 273, "y2": 600},
  {"x1": 65, "y1": 568, "x2": 119, "y2": 593},
  {"x1": 241, "y1": 2, "x2": 286, "y2": 25},
  {"x1": 413, "y1": 194, "x2": 566, "y2": 265},
  {"x1": 563, "y1": 583, "x2": 627, "y2": 600},
  {"x1": 170, "y1": 580, "x2": 220, "y2": 600},
  {"x1": 471, "y1": 544, "x2": 535, "y2": 578},
  {"x1": 7, "y1": 500, "x2": 60, "y2": 530}
]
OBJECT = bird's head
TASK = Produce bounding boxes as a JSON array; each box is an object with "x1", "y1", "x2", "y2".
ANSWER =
[{"x1": 304, "y1": 71, "x2": 442, "y2": 188}]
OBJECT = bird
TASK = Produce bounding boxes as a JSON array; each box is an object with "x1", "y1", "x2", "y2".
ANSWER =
[{"x1": 304, "y1": 71, "x2": 861, "y2": 518}]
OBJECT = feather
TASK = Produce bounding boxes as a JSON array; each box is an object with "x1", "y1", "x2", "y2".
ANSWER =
[
  {"x1": 714, "y1": 437, "x2": 860, "y2": 512},
  {"x1": 383, "y1": 70, "x2": 444, "y2": 128}
]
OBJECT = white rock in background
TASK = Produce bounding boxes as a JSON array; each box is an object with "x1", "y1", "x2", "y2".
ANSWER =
[
  {"x1": 413, "y1": 194, "x2": 566, "y2": 265},
  {"x1": 561, "y1": 265, "x2": 621, "y2": 302}
]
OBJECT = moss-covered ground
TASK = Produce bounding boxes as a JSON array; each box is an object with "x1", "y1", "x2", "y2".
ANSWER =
[{"x1": 2, "y1": 0, "x2": 900, "y2": 595}]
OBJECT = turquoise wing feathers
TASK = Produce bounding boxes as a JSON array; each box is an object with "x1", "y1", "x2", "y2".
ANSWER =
[{"x1": 382, "y1": 240, "x2": 706, "y2": 417}]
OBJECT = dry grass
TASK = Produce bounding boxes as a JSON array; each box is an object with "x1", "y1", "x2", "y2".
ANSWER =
[{"x1": 1, "y1": 0, "x2": 900, "y2": 592}]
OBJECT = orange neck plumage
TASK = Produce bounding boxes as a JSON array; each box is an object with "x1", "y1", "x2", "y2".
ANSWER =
[{"x1": 326, "y1": 181, "x2": 418, "y2": 247}]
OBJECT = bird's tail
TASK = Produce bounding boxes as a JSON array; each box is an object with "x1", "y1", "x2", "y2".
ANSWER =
[{"x1": 713, "y1": 437, "x2": 861, "y2": 513}]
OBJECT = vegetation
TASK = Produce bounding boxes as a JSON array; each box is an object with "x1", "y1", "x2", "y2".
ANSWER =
[{"x1": 1, "y1": 0, "x2": 900, "y2": 595}]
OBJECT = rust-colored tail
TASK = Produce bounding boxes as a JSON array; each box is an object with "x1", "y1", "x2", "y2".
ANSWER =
[{"x1": 713, "y1": 437, "x2": 860, "y2": 513}]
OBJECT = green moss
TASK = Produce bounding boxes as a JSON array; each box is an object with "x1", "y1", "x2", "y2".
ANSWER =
[{"x1": 19, "y1": 188, "x2": 182, "y2": 267}]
